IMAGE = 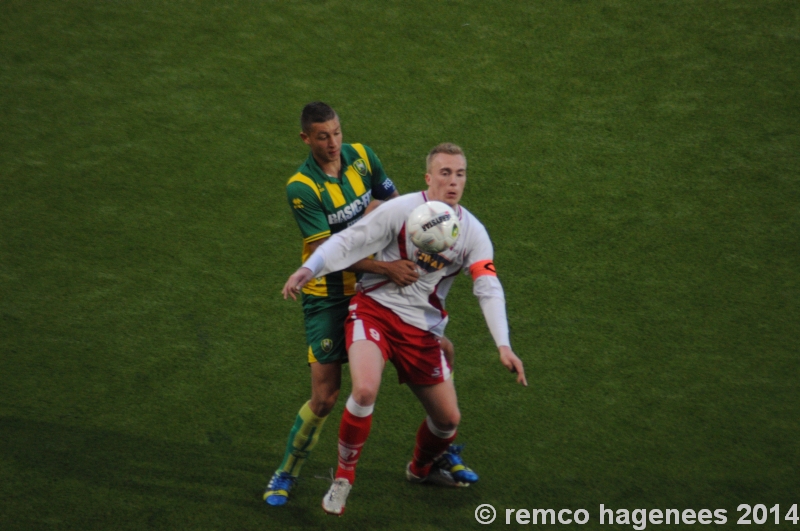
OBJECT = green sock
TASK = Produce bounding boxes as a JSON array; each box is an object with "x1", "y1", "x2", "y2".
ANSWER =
[{"x1": 277, "y1": 401, "x2": 328, "y2": 477}]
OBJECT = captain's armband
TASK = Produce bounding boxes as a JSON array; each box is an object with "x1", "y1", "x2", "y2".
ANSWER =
[{"x1": 469, "y1": 259, "x2": 497, "y2": 280}]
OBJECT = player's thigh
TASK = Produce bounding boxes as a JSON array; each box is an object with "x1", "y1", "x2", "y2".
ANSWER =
[
  {"x1": 408, "y1": 378, "x2": 460, "y2": 429},
  {"x1": 302, "y1": 295, "x2": 350, "y2": 364},
  {"x1": 346, "y1": 340, "x2": 385, "y2": 406}
]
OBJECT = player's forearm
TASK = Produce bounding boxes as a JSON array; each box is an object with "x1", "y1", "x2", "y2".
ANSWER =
[
  {"x1": 474, "y1": 275, "x2": 511, "y2": 348},
  {"x1": 302, "y1": 220, "x2": 392, "y2": 277},
  {"x1": 346, "y1": 258, "x2": 389, "y2": 276},
  {"x1": 479, "y1": 295, "x2": 511, "y2": 348}
]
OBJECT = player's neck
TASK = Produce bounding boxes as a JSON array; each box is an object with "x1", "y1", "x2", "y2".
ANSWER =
[
  {"x1": 315, "y1": 157, "x2": 341, "y2": 178},
  {"x1": 425, "y1": 190, "x2": 458, "y2": 208}
]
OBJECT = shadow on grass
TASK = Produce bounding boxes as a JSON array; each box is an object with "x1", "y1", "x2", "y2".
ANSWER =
[{"x1": 0, "y1": 415, "x2": 347, "y2": 530}]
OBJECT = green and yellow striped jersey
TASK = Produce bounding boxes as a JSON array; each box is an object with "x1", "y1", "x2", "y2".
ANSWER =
[{"x1": 287, "y1": 143, "x2": 396, "y2": 298}]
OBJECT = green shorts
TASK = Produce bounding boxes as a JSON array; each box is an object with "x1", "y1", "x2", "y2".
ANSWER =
[{"x1": 302, "y1": 294, "x2": 351, "y2": 364}]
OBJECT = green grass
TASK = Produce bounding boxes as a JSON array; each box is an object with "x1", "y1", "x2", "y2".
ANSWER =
[{"x1": 1, "y1": 1, "x2": 798, "y2": 529}]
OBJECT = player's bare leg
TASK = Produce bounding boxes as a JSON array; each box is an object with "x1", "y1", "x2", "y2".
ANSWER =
[
  {"x1": 310, "y1": 360, "x2": 342, "y2": 416},
  {"x1": 322, "y1": 340, "x2": 385, "y2": 515},
  {"x1": 347, "y1": 340, "x2": 385, "y2": 408},
  {"x1": 404, "y1": 378, "x2": 472, "y2": 486},
  {"x1": 409, "y1": 377, "x2": 460, "y2": 431}
]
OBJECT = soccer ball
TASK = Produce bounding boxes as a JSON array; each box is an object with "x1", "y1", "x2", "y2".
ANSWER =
[{"x1": 407, "y1": 201, "x2": 460, "y2": 254}]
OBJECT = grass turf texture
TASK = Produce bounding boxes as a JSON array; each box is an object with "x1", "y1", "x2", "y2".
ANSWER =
[{"x1": 1, "y1": 0, "x2": 798, "y2": 529}]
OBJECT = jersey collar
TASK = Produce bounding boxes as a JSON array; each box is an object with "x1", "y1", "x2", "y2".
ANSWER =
[{"x1": 304, "y1": 147, "x2": 348, "y2": 183}]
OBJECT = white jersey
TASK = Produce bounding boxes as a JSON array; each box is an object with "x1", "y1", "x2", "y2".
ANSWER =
[{"x1": 303, "y1": 192, "x2": 511, "y2": 346}]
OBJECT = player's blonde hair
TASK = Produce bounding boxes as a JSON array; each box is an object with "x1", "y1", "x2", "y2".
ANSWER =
[{"x1": 426, "y1": 143, "x2": 467, "y2": 172}]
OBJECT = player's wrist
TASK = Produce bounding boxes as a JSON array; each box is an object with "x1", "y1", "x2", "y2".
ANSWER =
[{"x1": 302, "y1": 252, "x2": 325, "y2": 277}]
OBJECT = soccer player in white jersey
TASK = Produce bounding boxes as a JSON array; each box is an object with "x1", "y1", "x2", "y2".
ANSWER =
[{"x1": 281, "y1": 143, "x2": 527, "y2": 516}]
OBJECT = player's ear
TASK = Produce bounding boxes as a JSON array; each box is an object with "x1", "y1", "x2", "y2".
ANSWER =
[
  {"x1": 424, "y1": 173, "x2": 432, "y2": 186},
  {"x1": 300, "y1": 131, "x2": 310, "y2": 145}
]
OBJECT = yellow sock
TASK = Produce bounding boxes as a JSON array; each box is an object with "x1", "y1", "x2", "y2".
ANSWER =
[{"x1": 277, "y1": 401, "x2": 328, "y2": 476}]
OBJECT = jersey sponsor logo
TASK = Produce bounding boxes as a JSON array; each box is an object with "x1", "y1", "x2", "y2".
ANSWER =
[
  {"x1": 421, "y1": 212, "x2": 451, "y2": 232},
  {"x1": 292, "y1": 198, "x2": 304, "y2": 209},
  {"x1": 354, "y1": 159, "x2": 368, "y2": 176},
  {"x1": 415, "y1": 251, "x2": 453, "y2": 273},
  {"x1": 326, "y1": 191, "x2": 372, "y2": 225},
  {"x1": 321, "y1": 338, "x2": 333, "y2": 352},
  {"x1": 369, "y1": 328, "x2": 381, "y2": 342}
]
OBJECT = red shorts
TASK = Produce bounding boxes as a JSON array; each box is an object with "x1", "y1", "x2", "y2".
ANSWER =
[{"x1": 345, "y1": 293, "x2": 451, "y2": 385}]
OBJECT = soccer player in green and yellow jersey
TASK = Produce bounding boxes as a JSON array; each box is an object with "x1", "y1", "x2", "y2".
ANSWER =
[{"x1": 264, "y1": 102, "x2": 421, "y2": 506}]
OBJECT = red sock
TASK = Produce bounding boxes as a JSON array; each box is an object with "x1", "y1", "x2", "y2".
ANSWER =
[
  {"x1": 335, "y1": 407, "x2": 373, "y2": 483},
  {"x1": 409, "y1": 418, "x2": 457, "y2": 477}
]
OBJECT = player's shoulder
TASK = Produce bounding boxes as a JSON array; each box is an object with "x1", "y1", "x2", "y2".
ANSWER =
[
  {"x1": 286, "y1": 171, "x2": 322, "y2": 200},
  {"x1": 393, "y1": 192, "x2": 427, "y2": 210},
  {"x1": 456, "y1": 204, "x2": 491, "y2": 240},
  {"x1": 340, "y1": 142, "x2": 373, "y2": 156},
  {"x1": 456, "y1": 204, "x2": 486, "y2": 229},
  {"x1": 369, "y1": 192, "x2": 424, "y2": 220}
]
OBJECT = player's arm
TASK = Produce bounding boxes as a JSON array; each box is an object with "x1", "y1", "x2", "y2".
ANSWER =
[
  {"x1": 471, "y1": 267, "x2": 527, "y2": 386},
  {"x1": 467, "y1": 229, "x2": 527, "y2": 386},
  {"x1": 286, "y1": 202, "x2": 403, "y2": 296},
  {"x1": 348, "y1": 255, "x2": 418, "y2": 286},
  {"x1": 347, "y1": 190, "x2": 418, "y2": 285},
  {"x1": 439, "y1": 335, "x2": 455, "y2": 368},
  {"x1": 302, "y1": 231, "x2": 417, "y2": 287}
]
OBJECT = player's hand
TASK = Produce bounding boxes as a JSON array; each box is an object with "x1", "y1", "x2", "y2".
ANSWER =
[
  {"x1": 282, "y1": 267, "x2": 315, "y2": 301},
  {"x1": 438, "y1": 336, "x2": 455, "y2": 368},
  {"x1": 382, "y1": 260, "x2": 420, "y2": 287},
  {"x1": 498, "y1": 345, "x2": 527, "y2": 386}
]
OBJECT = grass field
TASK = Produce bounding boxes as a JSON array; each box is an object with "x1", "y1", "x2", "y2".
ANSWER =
[{"x1": 1, "y1": 1, "x2": 798, "y2": 529}]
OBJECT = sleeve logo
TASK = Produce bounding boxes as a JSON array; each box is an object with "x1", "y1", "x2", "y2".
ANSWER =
[{"x1": 292, "y1": 198, "x2": 304, "y2": 209}]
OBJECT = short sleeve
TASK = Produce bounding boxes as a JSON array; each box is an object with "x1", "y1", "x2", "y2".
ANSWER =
[
  {"x1": 286, "y1": 178, "x2": 330, "y2": 242},
  {"x1": 364, "y1": 145, "x2": 397, "y2": 200}
]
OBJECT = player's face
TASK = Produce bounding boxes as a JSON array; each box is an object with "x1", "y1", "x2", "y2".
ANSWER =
[
  {"x1": 425, "y1": 153, "x2": 466, "y2": 207},
  {"x1": 301, "y1": 117, "x2": 342, "y2": 166}
]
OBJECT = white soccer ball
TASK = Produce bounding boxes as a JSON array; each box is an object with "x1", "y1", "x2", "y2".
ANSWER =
[{"x1": 407, "y1": 201, "x2": 460, "y2": 254}]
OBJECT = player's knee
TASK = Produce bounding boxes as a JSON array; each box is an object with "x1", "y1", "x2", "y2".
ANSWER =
[
  {"x1": 432, "y1": 410, "x2": 460, "y2": 433},
  {"x1": 310, "y1": 389, "x2": 339, "y2": 417},
  {"x1": 350, "y1": 383, "x2": 378, "y2": 407}
]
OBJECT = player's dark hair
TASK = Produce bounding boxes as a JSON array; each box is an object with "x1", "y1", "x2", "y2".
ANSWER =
[
  {"x1": 300, "y1": 102, "x2": 338, "y2": 133},
  {"x1": 426, "y1": 142, "x2": 466, "y2": 172}
]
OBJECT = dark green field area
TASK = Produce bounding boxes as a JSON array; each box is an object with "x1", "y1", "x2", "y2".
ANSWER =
[{"x1": 1, "y1": 1, "x2": 798, "y2": 529}]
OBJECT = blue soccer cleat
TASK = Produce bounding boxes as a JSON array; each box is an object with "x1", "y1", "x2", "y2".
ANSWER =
[
  {"x1": 263, "y1": 471, "x2": 296, "y2": 507},
  {"x1": 434, "y1": 444, "x2": 479, "y2": 485}
]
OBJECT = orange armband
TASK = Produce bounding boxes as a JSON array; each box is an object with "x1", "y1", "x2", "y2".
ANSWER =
[{"x1": 469, "y1": 259, "x2": 497, "y2": 280}]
